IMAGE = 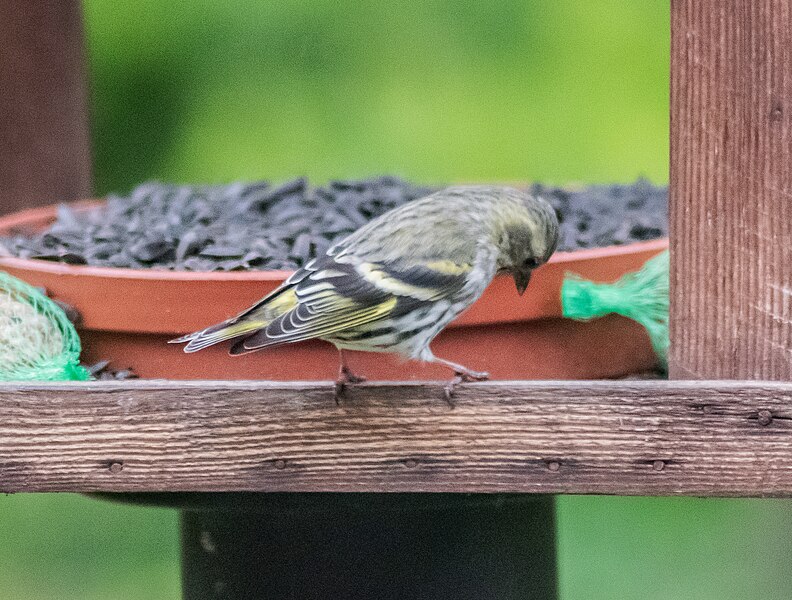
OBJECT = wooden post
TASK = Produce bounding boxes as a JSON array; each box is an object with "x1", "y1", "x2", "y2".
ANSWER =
[
  {"x1": 0, "y1": 0, "x2": 91, "y2": 214},
  {"x1": 670, "y1": 0, "x2": 792, "y2": 379}
]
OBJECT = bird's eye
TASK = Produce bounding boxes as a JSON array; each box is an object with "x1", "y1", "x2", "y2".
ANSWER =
[{"x1": 523, "y1": 257, "x2": 541, "y2": 268}]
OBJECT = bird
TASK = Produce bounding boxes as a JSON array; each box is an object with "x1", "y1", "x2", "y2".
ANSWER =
[{"x1": 171, "y1": 185, "x2": 559, "y2": 402}]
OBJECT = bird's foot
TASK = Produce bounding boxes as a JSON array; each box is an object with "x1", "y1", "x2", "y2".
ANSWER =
[
  {"x1": 340, "y1": 365, "x2": 367, "y2": 385},
  {"x1": 443, "y1": 369, "x2": 489, "y2": 407},
  {"x1": 334, "y1": 366, "x2": 367, "y2": 404}
]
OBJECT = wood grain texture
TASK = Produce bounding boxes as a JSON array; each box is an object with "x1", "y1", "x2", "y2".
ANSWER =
[
  {"x1": 0, "y1": 0, "x2": 91, "y2": 214},
  {"x1": 2, "y1": 380, "x2": 792, "y2": 496},
  {"x1": 670, "y1": 0, "x2": 792, "y2": 379}
]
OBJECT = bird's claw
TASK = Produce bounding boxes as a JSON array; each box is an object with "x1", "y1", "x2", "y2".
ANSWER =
[
  {"x1": 333, "y1": 381, "x2": 345, "y2": 405},
  {"x1": 443, "y1": 370, "x2": 489, "y2": 406},
  {"x1": 334, "y1": 367, "x2": 367, "y2": 404},
  {"x1": 340, "y1": 366, "x2": 367, "y2": 384},
  {"x1": 442, "y1": 377, "x2": 461, "y2": 407}
]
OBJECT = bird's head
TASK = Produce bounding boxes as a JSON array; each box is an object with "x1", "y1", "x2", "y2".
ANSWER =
[{"x1": 493, "y1": 191, "x2": 560, "y2": 295}]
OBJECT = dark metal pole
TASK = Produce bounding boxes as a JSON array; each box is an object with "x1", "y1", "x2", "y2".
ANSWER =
[{"x1": 179, "y1": 493, "x2": 556, "y2": 600}]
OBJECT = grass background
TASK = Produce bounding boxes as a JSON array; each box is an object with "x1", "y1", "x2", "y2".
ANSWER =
[{"x1": 4, "y1": 1, "x2": 792, "y2": 598}]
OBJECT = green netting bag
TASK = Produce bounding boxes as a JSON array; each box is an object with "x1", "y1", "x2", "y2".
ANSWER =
[
  {"x1": 561, "y1": 250, "x2": 669, "y2": 369},
  {"x1": 0, "y1": 271, "x2": 91, "y2": 381}
]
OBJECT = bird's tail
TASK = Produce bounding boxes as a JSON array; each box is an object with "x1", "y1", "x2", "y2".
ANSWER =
[
  {"x1": 169, "y1": 317, "x2": 269, "y2": 353},
  {"x1": 170, "y1": 285, "x2": 298, "y2": 353}
]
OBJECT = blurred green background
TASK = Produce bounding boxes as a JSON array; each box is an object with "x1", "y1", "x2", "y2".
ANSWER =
[{"x1": 4, "y1": 1, "x2": 791, "y2": 598}]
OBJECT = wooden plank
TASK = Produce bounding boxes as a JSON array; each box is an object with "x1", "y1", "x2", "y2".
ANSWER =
[
  {"x1": 669, "y1": 0, "x2": 792, "y2": 379},
  {"x1": 0, "y1": 0, "x2": 91, "y2": 214},
  {"x1": 1, "y1": 380, "x2": 792, "y2": 496}
]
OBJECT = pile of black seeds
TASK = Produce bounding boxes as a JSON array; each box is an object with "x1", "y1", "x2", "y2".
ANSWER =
[
  {"x1": 530, "y1": 179, "x2": 667, "y2": 251},
  {"x1": 1, "y1": 177, "x2": 667, "y2": 271}
]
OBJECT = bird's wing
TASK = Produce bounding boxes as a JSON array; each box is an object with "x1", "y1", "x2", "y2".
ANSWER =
[
  {"x1": 230, "y1": 254, "x2": 473, "y2": 353},
  {"x1": 172, "y1": 281, "x2": 301, "y2": 352}
]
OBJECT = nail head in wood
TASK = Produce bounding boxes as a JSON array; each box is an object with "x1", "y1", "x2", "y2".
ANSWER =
[{"x1": 758, "y1": 410, "x2": 773, "y2": 426}]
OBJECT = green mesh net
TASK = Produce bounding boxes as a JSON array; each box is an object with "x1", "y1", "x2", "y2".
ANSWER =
[
  {"x1": 0, "y1": 271, "x2": 91, "y2": 381},
  {"x1": 561, "y1": 250, "x2": 669, "y2": 368}
]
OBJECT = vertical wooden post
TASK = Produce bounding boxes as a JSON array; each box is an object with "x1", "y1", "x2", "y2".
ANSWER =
[
  {"x1": 670, "y1": 1, "x2": 792, "y2": 379},
  {"x1": 0, "y1": 0, "x2": 91, "y2": 214}
]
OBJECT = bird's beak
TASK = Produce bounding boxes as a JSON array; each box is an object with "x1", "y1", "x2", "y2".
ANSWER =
[{"x1": 514, "y1": 269, "x2": 531, "y2": 296}]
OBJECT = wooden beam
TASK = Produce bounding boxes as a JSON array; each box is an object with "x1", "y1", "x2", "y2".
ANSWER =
[
  {"x1": 0, "y1": 0, "x2": 91, "y2": 214},
  {"x1": 670, "y1": 1, "x2": 792, "y2": 378},
  {"x1": 2, "y1": 380, "x2": 792, "y2": 496}
]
